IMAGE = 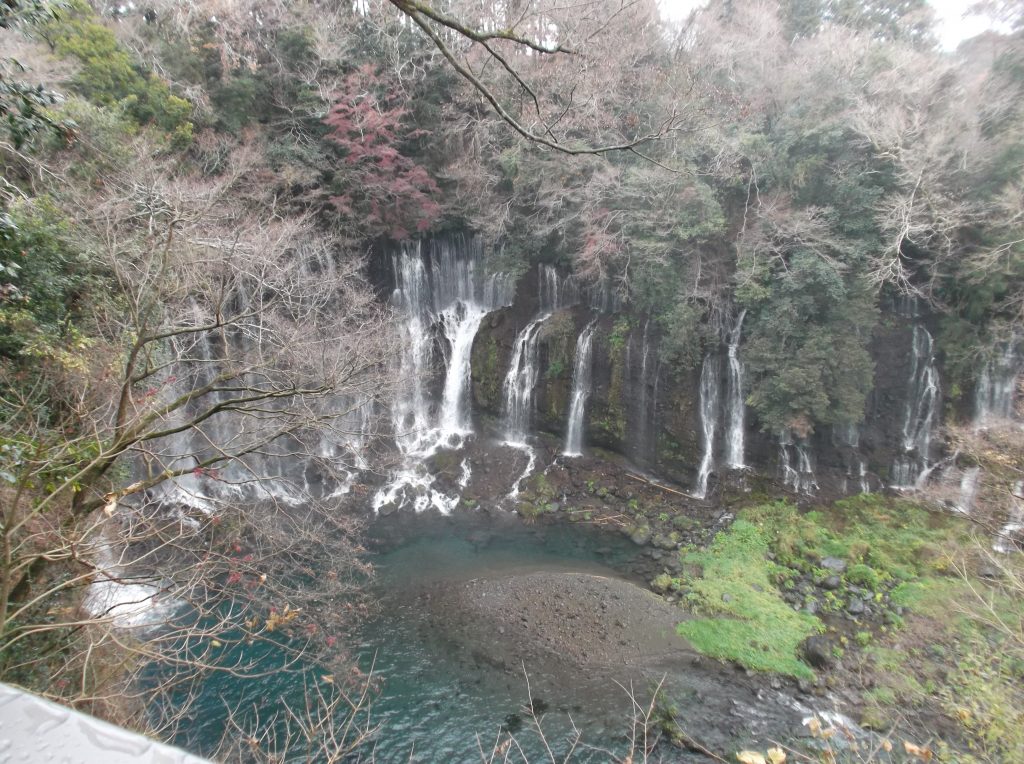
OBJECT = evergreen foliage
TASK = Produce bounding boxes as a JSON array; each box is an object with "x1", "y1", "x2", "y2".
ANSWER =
[{"x1": 40, "y1": 0, "x2": 192, "y2": 141}]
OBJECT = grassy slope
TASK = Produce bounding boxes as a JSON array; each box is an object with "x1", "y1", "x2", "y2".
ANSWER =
[
  {"x1": 677, "y1": 517, "x2": 822, "y2": 680},
  {"x1": 672, "y1": 495, "x2": 1024, "y2": 759}
]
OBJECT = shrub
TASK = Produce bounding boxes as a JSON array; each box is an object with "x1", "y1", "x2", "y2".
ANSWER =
[
  {"x1": 847, "y1": 563, "x2": 882, "y2": 590},
  {"x1": 42, "y1": 1, "x2": 193, "y2": 136}
]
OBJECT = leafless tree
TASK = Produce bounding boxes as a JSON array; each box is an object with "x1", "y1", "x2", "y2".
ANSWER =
[
  {"x1": 0, "y1": 123, "x2": 392, "y2": 751},
  {"x1": 476, "y1": 670, "x2": 684, "y2": 764}
]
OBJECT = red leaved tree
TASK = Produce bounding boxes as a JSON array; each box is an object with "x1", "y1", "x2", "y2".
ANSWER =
[{"x1": 325, "y1": 65, "x2": 441, "y2": 241}]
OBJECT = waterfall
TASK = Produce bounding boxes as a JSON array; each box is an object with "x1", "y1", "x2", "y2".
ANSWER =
[
  {"x1": 993, "y1": 481, "x2": 1024, "y2": 554},
  {"x1": 833, "y1": 423, "x2": 870, "y2": 495},
  {"x1": 585, "y1": 279, "x2": 622, "y2": 313},
  {"x1": 502, "y1": 265, "x2": 578, "y2": 445},
  {"x1": 893, "y1": 295, "x2": 922, "y2": 318},
  {"x1": 724, "y1": 310, "x2": 747, "y2": 469},
  {"x1": 974, "y1": 340, "x2": 1020, "y2": 427},
  {"x1": 389, "y1": 251, "x2": 434, "y2": 455},
  {"x1": 146, "y1": 300, "x2": 380, "y2": 510},
  {"x1": 501, "y1": 265, "x2": 578, "y2": 496},
  {"x1": 691, "y1": 312, "x2": 743, "y2": 497},
  {"x1": 629, "y1": 319, "x2": 660, "y2": 465},
  {"x1": 437, "y1": 301, "x2": 489, "y2": 436},
  {"x1": 390, "y1": 238, "x2": 515, "y2": 448},
  {"x1": 892, "y1": 325, "x2": 940, "y2": 489},
  {"x1": 563, "y1": 319, "x2": 599, "y2": 456},
  {"x1": 779, "y1": 431, "x2": 818, "y2": 495},
  {"x1": 955, "y1": 466, "x2": 981, "y2": 514},
  {"x1": 375, "y1": 236, "x2": 515, "y2": 512},
  {"x1": 82, "y1": 532, "x2": 176, "y2": 629},
  {"x1": 693, "y1": 355, "x2": 721, "y2": 499},
  {"x1": 540, "y1": 263, "x2": 579, "y2": 310},
  {"x1": 502, "y1": 315, "x2": 550, "y2": 446}
]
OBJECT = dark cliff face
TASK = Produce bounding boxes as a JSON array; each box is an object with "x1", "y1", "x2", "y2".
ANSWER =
[
  {"x1": 469, "y1": 270, "x2": 931, "y2": 497},
  {"x1": 471, "y1": 307, "x2": 515, "y2": 418}
]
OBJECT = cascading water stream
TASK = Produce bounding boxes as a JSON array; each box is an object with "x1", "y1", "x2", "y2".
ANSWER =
[
  {"x1": 437, "y1": 301, "x2": 488, "y2": 436},
  {"x1": 724, "y1": 310, "x2": 746, "y2": 469},
  {"x1": 388, "y1": 253, "x2": 433, "y2": 456},
  {"x1": 374, "y1": 237, "x2": 514, "y2": 512},
  {"x1": 974, "y1": 339, "x2": 1020, "y2": 427},
  {"x1": 151, "y1": 301, "x2": 367, "y2": 510},
  {"x1": 563, "y1": 319, "x2": 598, "y2": 456},
  {"x1": 693, "y1": 355, "x2": 721, "y2": 499},
  {"x1": 955, "y1": 466, "x2": 981, "y2": 514},
  {"x1": 502, "y1": 265, "x2": 579, "y2": 444},
  {"x1": 628, "y1": 320, "x2": 660, "y2": 465},
  {"x1": 779, "y1": 431, "x2": 818, "y2": 495},
  {"x1": 586, "y1": 279, "x2": 622, "y2": 314},
  {"x1": 502, "y1": 265, "x2": 578, "y2": 494},
  {"x1": 993, "y1": 481, "x2": 1024, "y2": 554},
  {"x1": 892, "y1": 325, "x2": 940, "y2": 489},
  {"x1": 503, "y1": 315, "x2": 550, "y2": 445},
  {"x1": 833, "y1": 423, "x2": 871, "y2": 495}
]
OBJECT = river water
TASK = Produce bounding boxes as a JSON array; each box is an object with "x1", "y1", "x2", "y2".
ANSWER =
[
  {"x1": 357, "y1": 512, "x2": 648, "y2": 762},
  {"x1": 160, "y1": 510, "x2": 810, "y2": 762}
]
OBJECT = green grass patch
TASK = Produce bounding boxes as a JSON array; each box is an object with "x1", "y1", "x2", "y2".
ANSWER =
[
  {"x1": 742, "y1": 495, "x2": 972, "y2": 583},
  {"x1": 676, "y1": 496, "x2": 975, "y2": 681},
  {"x1": 676, "y1": 519, "x2": 821, "y2": 680},
  {"x1": 891, "y1": 578, "x2": 969, "y2": 618}
]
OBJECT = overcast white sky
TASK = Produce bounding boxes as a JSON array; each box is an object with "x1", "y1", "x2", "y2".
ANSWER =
[{"x1": 658, "y1": 0, "x2": 1004, "y2": 50}]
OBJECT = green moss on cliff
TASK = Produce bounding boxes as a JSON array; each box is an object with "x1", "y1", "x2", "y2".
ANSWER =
[
  {"x1": 541, "y1": 311, "x2": 575, "y2": 378},
  {"x1": 471, "y1": 329, "x2": 502, "y2": 412},
  {"x1": 590, "y1": 320, "x2": 628, "y2": 443},
  {"x1": 539, "y1": 311, "x2": 576, "y2": 424}
]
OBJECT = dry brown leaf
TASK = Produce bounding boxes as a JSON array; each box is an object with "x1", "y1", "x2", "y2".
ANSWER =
[
  {"x1": 903, "y1": 741, "x2": 934, "y2": 761},
  {"x1": 736, "y1": 752, "x2": 767, "y2": 764}
]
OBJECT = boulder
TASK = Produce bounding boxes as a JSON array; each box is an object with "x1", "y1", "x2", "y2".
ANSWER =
[
  {"x1": 630, "y1": 525, "x2": 652, "y2": 546},
  {"x1": 820, "y1": 575, "x2": 842, "y2": 591},
  {"x1": 801, "y1": 635, "x2": 834, "y2": 670},
  {"x1": 652, "y1": 534, "x2": 678, "y2": 550},
  {"x1": 821, "y1": 557, "x2": 847, "y2": 574}
]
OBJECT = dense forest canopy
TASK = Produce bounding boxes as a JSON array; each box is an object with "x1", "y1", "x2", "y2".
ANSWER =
[{"x1": 2, "y1": 0, "x2": 1021, "y2": 434}]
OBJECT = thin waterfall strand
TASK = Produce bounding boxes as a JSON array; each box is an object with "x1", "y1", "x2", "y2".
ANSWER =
[
  {"x1": 892, "y1": 325, "x2": 940, "y2": 489},
  {"x1": 974, "y1": 340, "x2": 1020, "y2": 427},
  {"x1": 502, "y1": 315, "x2": 550, "y2": 446},
  {"x1": 725, "y1": 310, "x2": 746, "y2": 468},
  {"x1": 563, "y1": 319, "x2": 598, "y2": 456},
  {"x1": 693, "y1": 355, "x2": 720, "y2": 499}
]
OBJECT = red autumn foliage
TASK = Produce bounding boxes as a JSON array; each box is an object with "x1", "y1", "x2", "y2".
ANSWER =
[{"x1": 324, "y1": 65, "x2": 441, "y2": 240}]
